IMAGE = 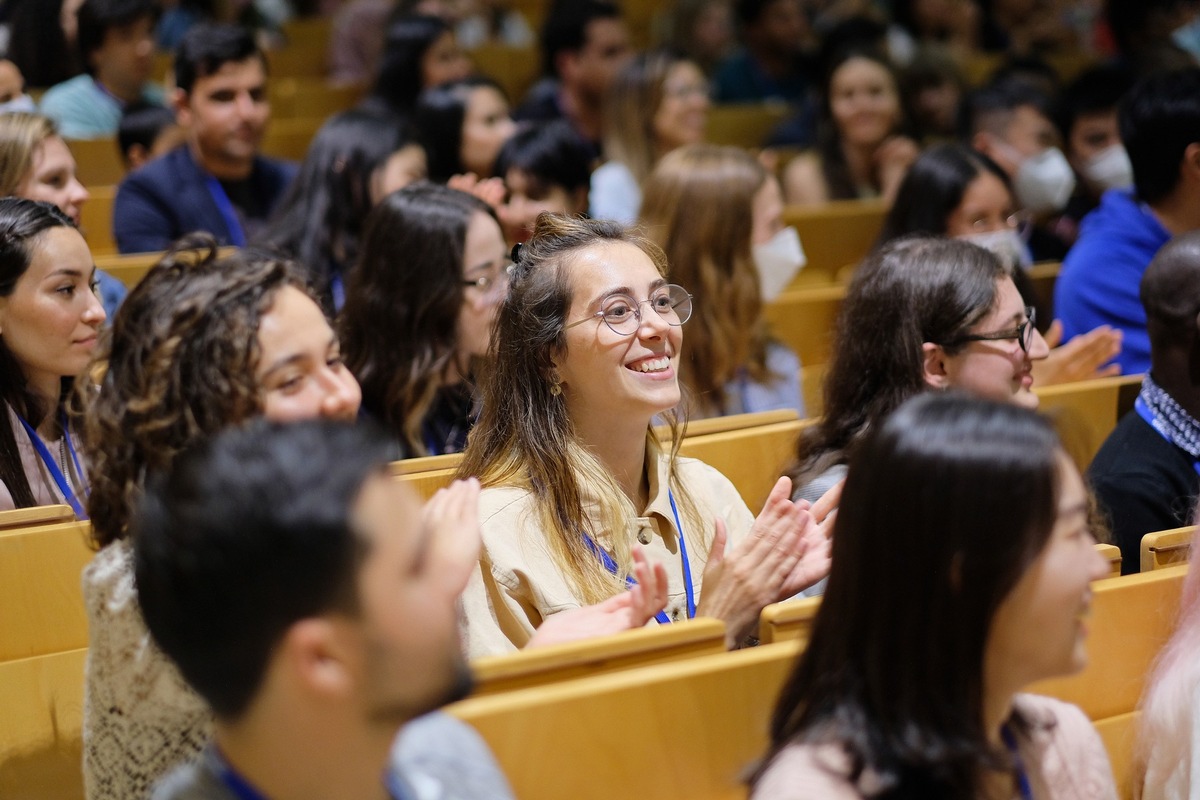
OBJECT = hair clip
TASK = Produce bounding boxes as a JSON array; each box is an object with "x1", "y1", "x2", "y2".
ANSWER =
[{"x1": 510, "y1": 242, "x2": 524, "y2": 264}]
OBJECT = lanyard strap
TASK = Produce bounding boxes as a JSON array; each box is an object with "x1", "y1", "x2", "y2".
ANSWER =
[
  {"x1": 581, "y1": 488, "x2": 695, "y2": 624},
  {"x1": 213, "y1": 746, "x2": 411, "y2": 800},
  {"x1": 16, "y1": 414, "x2": 87, "y2": 519},
  {"x1": 1001, "y1": 725, "x2": 1034, "y2": 800},
  {"x1": 1134, "y1": 396, "x2": 1200, "y2": 476},
  {"x1": 204, "y1": 174, "x2": 248, "y2": 247}
]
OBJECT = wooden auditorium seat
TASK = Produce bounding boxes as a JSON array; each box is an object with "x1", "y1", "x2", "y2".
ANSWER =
[
  {"x1": 677, "y1": 417, "x2": 813, "y2": 510},
  {"x1": 468, "y1": 44, "x2": 540, "y2": 107},
  {"x1": 1034, "y1": 373, "x2": 1143, "y2": 472},
  {"x1": 0, "y1": 504, "x2": 75, "y2": 531},
  {"x1": 0, "y1": 520, "x2": 92, "y2": 663},
  {"x1": 70, "y1": 137, "x2": 126, "y2": 188},
  {"x1": 1141, "y1": 525, "x2": 1194, "y2": 572},
  {"x1": 782, "y1": 199, "x2": 888, "y2": 287},
  {"x1": 763, "y1": 283, "x2": 845, "y2": 370},
  {"x1": 705, "y1": 103, "x2": 791, "y2": 149},
  {"x1": 80, "y1": 185, "x2": 117, "y2": 257}
]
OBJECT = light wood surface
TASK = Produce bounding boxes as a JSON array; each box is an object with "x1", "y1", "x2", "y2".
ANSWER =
[
  {"x1": 0, "y1": 521, "x2": 93, "y2": 662},
  {"x1": 1141, "y1": 525, "x2": 1194, "y2": 572},
  {"x1": 1035, "y1": 373, "x2": 1143, "y2": 472},
  {"x1": 782, "y1": 199, "x2": 888, "y2": 287}
]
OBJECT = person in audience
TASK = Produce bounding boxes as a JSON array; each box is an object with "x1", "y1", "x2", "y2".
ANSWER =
[
  {"x1": 0, "y1": 197, "x2": 103, "y2": 513},
  {"x1": 0, "y1": 112, "x2": 126, "y2": 316},
  {"x1": 0, "y1": 59, "x2": 37, "y2": 115},
  {"x1": 782, "y1": 47, "x2": 918, "y2": 206},
  {"x1": 260, "y1": 108, "x2": 427, "y2": 311},
  {"x1": 327, "y1": 0, "x2": 398, "y2": 87},
  {"x1": 112, "y1": 23, "x2": 297, "y2": 253},
  {"x1": 712, "y1": 0, "x2": 812, "y2": 105},
  {"x1": 514, "y1": 0, "x2": 631, "y2": 157},
  {"x1": 135, "y1": 421, "x2": 516, "y2": 800},
  {"x1": 590, "y1": 51, "x2": 710, "y2": 224},
  {"x1": 415, "y1": 76, "x2": 516, "y2": 183},
  {"x1": 640, "y1": 144, "x2": 803, "y2": 418},
  {"x1": 1088, "y1": 233, "x2": 1200, "y2": 574},
  {"x1": 1056, "y1": 67, "x2": 1200, "y2": 377},
  {"x1": 79, "y1": 238, "x2": 361, "y2": 800},
  {"x1": 878, "y1": 143, "x2": 1122, "y2": 386},
  {"x1": 493, "y1": 120, "x2": 591, "y2": 245},
  {"x1": 1105, "y1": 0, "x2": 1198, "y2": 78},
  {"x1": 456, "y1": 213, "x2": 836, "y2": 657},
  {"x1": 663, "y1": 0, "x2": 735, "y2": 77},
  {"x1": 1138, "y1": 525, "x2": 1200, "y2": 798},
  {"x1": 6, "y1": 0, "x2": 84, "y2": 90},
  {"x1": 789, "y1": 236, "x2": 1050, "y2": 502},
  {"x1": 900, "y1": 48, "x2": 966, "y2": 145},
  {"x1": 358, "y1": 14, "x2": 472, "y2": 115},
  {"x1": 39, "y1": 0, "x2": 164, "y2": 140},
  {"x1": 753, "y1": 392, "x2": 1116, "y2": 798},
  {"x1": 341, "y1": 183, "x2": 504, "y2": 456},
  {"x1": 116, "y1": 102, "x2": 186, "y2": 171},
  {"x1": 888, "y1": 0, "x2": 983, "y2": 63}
]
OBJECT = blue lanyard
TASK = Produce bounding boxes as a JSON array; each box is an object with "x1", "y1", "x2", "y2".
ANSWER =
[
  {"x1": 204, "y1": 174, "x2": 248, "y2": 247},
  {"x1": 1001, "y1": 724, "x2": 1034, "y2": 800},
  {"x1": 16, "y1": 413, "x2": 87, "y2": 519},
  {"x1": 1134, "y1": 396, "x2": 1200, "y2": 476},
  {"x1": 212, "y1": 746, "x2": 412, "y2": 800},
  {"x1": 582, "y1": 489, "x2": 695, "y2": 624}
]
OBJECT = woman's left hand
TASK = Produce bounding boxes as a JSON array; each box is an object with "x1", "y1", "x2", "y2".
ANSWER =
[{"x1": 1032, "y1": 320, "x2": 1123, "y2": 386}]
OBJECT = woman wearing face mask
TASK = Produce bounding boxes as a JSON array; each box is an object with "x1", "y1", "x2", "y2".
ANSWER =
[
  {"x1": 79, "y1": 236, "x2": 363, "y2": 799},
  {"x1": 783, "y1": 48, "x2": 919, "y2": 206},
  {"x1": 878, "y1": 143, "x2": 1123, "y2": 388},
  {"x1": 341, "y1": 183, "x2": 508, "y2": 456},
  {"x1": 640, "y1": 144, "x2": 804, "y2": 418}
]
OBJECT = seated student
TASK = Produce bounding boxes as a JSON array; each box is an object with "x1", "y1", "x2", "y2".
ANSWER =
[
  {"x1": 415, "y1": 76, "x2": 517, "y2": 184},
  {"x1": 640, "y1": 144, "x2": 804, "y2": 418},
  {"x1": 117, "y1": 102, "x2": 186, "y2": 171},
  {"x1": 0, "y1": 59, "x2": 37, "y2": 114},
  {"x1": 493, "y1": 120, "x2": 591, "y2": 245},
  {"x1": 712, "y1": 0, "x2": 812, "y2": 106},
  {"x1": 79, "y1": 239, "x2": 360, "y2": 800},
  {"x1": 259, "y1": 108, "x2": 427, "y2": 311},
  {"x1": 789, "y1": 236, "x2": 1050, "y2": 503},
  {"x1": 878, "y1": 143, "x2": 1123, "y2": 385},
  {"x1": 357, "y1": 14, "x2": 472, "y2": 114},
  {"x1": 135, "y1": 421, "x2": 515, "y2": 800},
  {"x1": 113, "y1": 23, "x2": 297, "y2": 254},
  {"x1": 456, "y1": 213, "x2": 836, "y2": 657},
  {"x1": 0, "y1": 197, "x2": 104, "y2": 513},
  {"x1": 1138, "y1": 525, "x2": 1200, "y2": 799},
  {"x1": 1088, "y1": 233, "x2": 1200, "y2": 574},
  {"x1": 0, "y1": 111, "x2": 126, "y2": 316},
  {"x1": 1055, "y1": 68, "x2": 1200, "y2": 377},
  {"x1": 39, "y1": 0, "x2": 164, "y2": 140},
  {"x1": 341, "y1": 183, "x2": 505, "y2": 457},
  {"x1": 753, "y1": 393, "x2": 1117, "y2": 799}
]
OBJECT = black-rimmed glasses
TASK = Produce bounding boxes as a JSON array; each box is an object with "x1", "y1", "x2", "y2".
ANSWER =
[
  {"x1": 943, "y1": 306, "x2": 1037, "y2": 353},
  {"x1": 565, "y1": 284, "x2": 694, "y2": 336}
]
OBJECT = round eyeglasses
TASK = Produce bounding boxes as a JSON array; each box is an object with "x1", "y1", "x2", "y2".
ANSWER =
[
  {"x1": 944, "y1": 306, "x2": 1037, "y2": 353},
  {"x1": 565, "y1": 284, "x2": 694, "y2": 336}
]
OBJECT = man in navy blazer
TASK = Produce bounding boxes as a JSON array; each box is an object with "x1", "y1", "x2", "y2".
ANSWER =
[{"x1": 113, "y1": 24, "x2": 296, "y2": 254}]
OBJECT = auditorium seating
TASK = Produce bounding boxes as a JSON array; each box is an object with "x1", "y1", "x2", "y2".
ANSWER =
[
  {"x1": 782, "y1": 199, "x2": 888, "y2": 286},
  {"x1": 1141, "y1": 525, "x2": 1194, "y2": 572},
  {"x1": 80, "y1": 185, "x2": 117, "y2": 257},
  {"x1": 1035, "y1": 373, "x2": 1142, "y2": 471},
  {"x1": 0, "y1": 521, "x2": 92, "y2": 663},
  {"x1": 706, "y1": 104, "x2": 791, "y2": 149}
]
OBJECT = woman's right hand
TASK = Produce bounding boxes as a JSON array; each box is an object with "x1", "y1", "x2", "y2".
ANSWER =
[{"x1": 696, "y1": 477, "x2": 832, "y2": 648}]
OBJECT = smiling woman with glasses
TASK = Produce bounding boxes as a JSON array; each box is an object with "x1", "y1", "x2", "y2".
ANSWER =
[
  {"x1": 455, "y1": 212, "x2": 835, "y2": 657},
  {"x1": 341, "y1": 182, "x2": 508, "y2": 456}
]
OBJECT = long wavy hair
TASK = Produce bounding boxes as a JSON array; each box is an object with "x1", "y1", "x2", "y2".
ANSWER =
[
  {"x1": 788, "y1": 236, "x2": 1004, "y2": 489},
  {"x1": 80, "y1": 235, "x2": 308, "y2": 548},
  {"x1": 0, "y1": 198, "x2": 77, "y2": 508},
  {"x1": 602, "y1": 50, "x2": 682, "y2": 185},
  {"x1": 456, "y1": 213, "x2": 705, "y2": 606},
  {"x1": 340, "y1": 182, "x2": 498, "y2": 455},
  {"x1": 760, "y1": 393, "x2": 1063, "y2": 798},
  {"x1": 640, "y1": 144, "x2": 774, "y2": 415}
]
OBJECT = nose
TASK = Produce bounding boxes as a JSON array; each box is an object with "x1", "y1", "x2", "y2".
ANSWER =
[
  {"x1": 70, "y1": 177, "x2": 89, "y2": 207},
  {"x1": 319, "y1": 367, "x2": 361, "y2": 420},
  {"x1": 1027, "y1": 327, "x2": 1051, "y2": 361},
  {"x1": 83, "y1": 284, "x2": 106, "y2": 325},
  {"x1": 636, "y1": 302, "x2": 671, "y2": 338}
]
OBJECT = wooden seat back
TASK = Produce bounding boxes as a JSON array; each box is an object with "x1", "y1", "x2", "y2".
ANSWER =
[
  {"x1": 0, "y1": 648, "x2": 87, "y2": 800},
  {"x1": 763, "y1": 283, "x2": 845, "y2": 369},
  {"x1": 1141, "y1": 525, "x2": 1194, "y2": 572},
  {"x1": 470, "y1": 617, "x2": 727, "y2": 696},
  {"x1": 79, "y1": 185, "x2": 117, "y2": 256},
  {"x1": 677, "y1": 418, "x2": 812, "y2": 510},
  {"x1": 1034, "y1": 373, "x2": 1143, "y2": 472},
  {"x1": 261, "y1": 117, "x2": 324, "y2": 161},
  {"x1": 0, "y1": 505, "x2": 75, "y2": 531},
  {"x1": 0, "y1": 521, "x2": 93, "y2": 662},
  {"x1": 705, "y1": 103, "x2": 791, "y2": 149},
  {"x1": 70, "y1": 137, "x2": 126, "y2": 187},
  {"x1": 469, "y1": 44, "x2": 540, "y2": 105},
  {"x1": 782, "y1": 200, "x2": 887, "y2": 287}
]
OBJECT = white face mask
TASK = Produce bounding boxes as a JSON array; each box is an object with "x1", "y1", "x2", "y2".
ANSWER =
[
  {"x1": 0, "y1": 94, "x2": 35, "y2": 115},
  {"x1": 958, "y1": 229, "x2": 1030, "y2": 273},
  {"x1": 1081, "y1": 143, "x2": 1133, "y2": 194},
  {"x1": 1012, "y1": 147, "x2": 1076, "y2": 214},
  {"x1": 753, "y1": 225, "x2": 806, "y2": 301}
]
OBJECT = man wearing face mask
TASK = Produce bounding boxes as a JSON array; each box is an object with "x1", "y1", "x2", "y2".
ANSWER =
[
  {"x1": 963, "y1": 78, "x2": 1077, "y2": 264},
  {"x1": 1055, "y1": 68, "x2": 1200, "y2": 375}
]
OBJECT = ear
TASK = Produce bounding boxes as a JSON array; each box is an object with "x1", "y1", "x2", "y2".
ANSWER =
[
  {"x1": 971, "y1": 131, "x2": 994, "y2": 160},
  {"x1": 171, "y1": 88, "x2": 192, "y2": 127},
  {"x1": 282, "y1": 617, "x2": 358, "y2": 700},
  {"x1": 921, "y1": 342, "x2": 951, "y2": 390},
  {"x1": 1183, "y1": 142, "x2": 1200, "y2": 183},
  {"x1": 126, "y1": 143, "x2": 148, "y2": 171}
]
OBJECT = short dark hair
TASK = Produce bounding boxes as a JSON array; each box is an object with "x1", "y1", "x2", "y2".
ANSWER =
[
  {"x1": 77, "y1": 0, "x2": 157, "y2": 75},
  {"x1": 1141, "y1": 230, "x2": 1200, "y2": 351},
  {"x1": 960, "y1": 76, "x2": 1056, "y2": 140},
  {"x1": 539, "y1": 0, "x2": 622, "y2": 78},
  {"x1": 367, "y1": 14, "x2": 452, "y2": 115},
  {"x1": 174, "y1": 22, "x2": 264, "y2": 95},
  {"x1": 1120, "y1": 67, "x2": 1200, "y2": 205},
  {"x1": 493, "y1": 120, "x2": 593, "y2": 194},
  {"x1": 1057, "y1": 64, "x2": 1135, "y2": 144},
  {"x1": 415, "y1": 76, "x2": 507, "y2": 182},
  {"x1": 134, "y1": 419, "x2": 400, "y2": 720},
  {"x1": 117, "y1": 102, "x2": 177, "y2": 164},
  {"x1": 733, "y1": 0, "x2": 789, "y2": 27}
]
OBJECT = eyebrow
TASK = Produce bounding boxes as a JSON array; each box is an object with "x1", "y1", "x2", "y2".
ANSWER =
[
  {"x1": 260, "y1": 335, "x2": 338, "y2": 378},
  {"x1": 587, "y1": 277, "x2": 668, "y2": 308},
  {"x1": 46, "y1": 267, "x2": 94, "y2": 280}
]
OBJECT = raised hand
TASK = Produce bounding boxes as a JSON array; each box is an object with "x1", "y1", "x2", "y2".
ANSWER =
[
  {"x1": 421, "y1": 477, "x2": 482, "y2": 595},
  {"x1": 1032, "y1": 321, "x2": 1122, "y2": 386}
]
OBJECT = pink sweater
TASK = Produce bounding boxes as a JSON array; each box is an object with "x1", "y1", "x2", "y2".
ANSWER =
[{"x1": 752, "y1": 694, "x2": 1117, "y2": 799}]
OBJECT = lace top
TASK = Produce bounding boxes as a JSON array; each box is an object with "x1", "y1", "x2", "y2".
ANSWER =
[{"x1": 82, "y1": 539, "x2": 212, "y2": 800}]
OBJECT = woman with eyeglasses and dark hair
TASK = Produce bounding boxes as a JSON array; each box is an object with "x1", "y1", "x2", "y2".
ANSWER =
[
  {"x1": 341, "y1": 182, "x2": 508, "y2": 457},
  {"x1": 876, "y1": 143, "x2": 1123, "y2": 387},
  {"x1": 456, "y1": 213, "x2": 835, "y2": 658},
  {"x1": 754, "y1": 392, "x2": 1117, "y2": 799},
  {"x1": 789, "y1": 236, "x2": 1049, "y2": 504}
]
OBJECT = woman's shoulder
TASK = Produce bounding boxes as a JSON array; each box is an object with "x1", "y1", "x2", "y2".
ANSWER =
[
  {"x1": 752, "y1": 741, "x2": 873, "y2": 800},
  {"x1": 1015, "y1": 694, "x2": 1117, "y2": 800}
]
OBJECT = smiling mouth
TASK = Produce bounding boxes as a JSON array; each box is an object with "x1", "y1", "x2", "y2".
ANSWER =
[{"x1": 628, "y1": 356, "x2": 671, "y2": 373}]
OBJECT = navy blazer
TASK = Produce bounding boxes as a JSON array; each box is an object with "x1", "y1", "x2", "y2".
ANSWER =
[{"x1": 112, "y1": 145, "x2": 296, "y2": 254}]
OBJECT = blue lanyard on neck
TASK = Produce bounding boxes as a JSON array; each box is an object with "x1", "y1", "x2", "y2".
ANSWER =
[
  {"x1": 1001, "y1": 724, "x2": 1034, "y2": 800},
  {"x1": 204, "y1": 174, "x2": 248, "y2": 247},
  {"x1": 16, "y1": 413, "x2": 87, "y2": 519},
  {"x1": 213, "y1": 746, "x2": 411, "y2": 800},
  {"x1": 581, "y1": 488, "x2": 695, "y2": 624},
  {"x1": 1134, "y1": 395, "x2": 1200, "y2": 476}
]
